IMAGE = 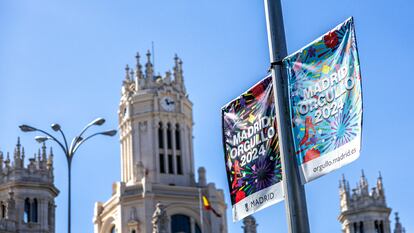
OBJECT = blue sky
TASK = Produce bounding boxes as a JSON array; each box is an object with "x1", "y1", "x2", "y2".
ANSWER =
[{"x1": 0, "y1": 0, "x2": 412, "y2": 232}]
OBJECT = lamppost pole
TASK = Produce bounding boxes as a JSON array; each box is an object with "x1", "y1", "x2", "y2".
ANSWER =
[
  {"x1": 19, "y1": 118, "x2": 117, "y2": 233},
  {"x1": 68, "y1": 157, "x2": 72, "y2": 233},
  {"x1": 263, "y1": 0, "x2": 311, "y2": 232}
]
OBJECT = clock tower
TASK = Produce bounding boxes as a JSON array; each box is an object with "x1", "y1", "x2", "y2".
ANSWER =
[
  {"x1": 118, "y1": 51, "x2": 194, "y2": 187},
  {"x1": 93, "y1": 51, "x2": 228, "y2": 233}
]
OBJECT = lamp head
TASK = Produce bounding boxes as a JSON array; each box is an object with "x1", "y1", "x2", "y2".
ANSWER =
[
  {"x1": 91, "y1": 118, "x2": 105, "y2": 126},
  {"x1": 35, "y1": 136, "x2": 49, "y2": 143},
  {"x1": 51, "y1": 123, "x2": 61, "y2": 131},
  {"x1": 101, "y1": 130, "x2": 117, "y2": 137},
  {"x1": 19, "y1": 125, "x2": 37, "y2": 132}
]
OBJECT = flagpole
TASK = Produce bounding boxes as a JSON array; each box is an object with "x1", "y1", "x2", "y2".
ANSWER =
[
  {"x1": 263, "y1": 0, "x2": 311, "y2": 233},
  {"x1": 198, "y1": 188, "x2": 204, "y2": 233}
]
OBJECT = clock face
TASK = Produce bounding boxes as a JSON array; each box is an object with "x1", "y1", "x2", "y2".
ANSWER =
[{"x1": 160, "y1": 96, "x2": 175, "y2": 112}]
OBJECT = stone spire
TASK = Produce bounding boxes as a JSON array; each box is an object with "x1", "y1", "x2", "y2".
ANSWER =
[
  {"x1": 121, "y1": 64, "x2": 134, "y2": 97},
  {"x1": 173, "y1": 54, "x2": 185, "y2": 92},
  {"x1": 394, "y1": 212, "x2": 404, "y2": 233},
  {"x1": 164, "y1": 70, "x2": 172, "y2": 84},
  {"x1": 377, "y1": 171, "x2": 385, "y2": 197},
  {"x1": 339, "y1": 174, "x2": 351, "y2": 211},
  {"x1": 242, "y1": 215, "x2": 258, "y2": 233},
  {"x1": 21, "y1": 147, "x2": 25, "y2": 167},
  {"x1": 125, "y1": 64, "x2": 131, "y2": 81},
  {"x1": 47, "y1": 147, "x2": 54, "y2": 170},
  {"x1": 145, "y1": 50, "x2": 154, "y2": 80},
  {"x1": 0, "y1": 151, "x2": 3, "y2": 172},
  {"x1": 41, "y1": 142, "x2": 47, "y2": 161},
  {"x1": 130, "y1": 68, "x2": 134, "y2": 79},
  {"x1": 14, "y1": 137, "x2": 23, "y2": 168},
  {"x1": 359, "y1": 170, "x2": 369, "y2": 195},
  {"x1": 5, "y1": 152, "x2": 10, "y2": 168},
  {"x1": 135, "y1": 52, "x2": 143, "y2": 91}
]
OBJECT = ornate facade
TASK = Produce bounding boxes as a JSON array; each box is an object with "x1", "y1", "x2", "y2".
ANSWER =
[
  {"x1": 338, "y1": 171, "x2": 406, "y2": 233},
  {"x1": 93, "y1": 51, "x2": 228, "y2": 233},
  {"x1": 0, "y1": 138, "x2": 58, "y2": 233}
]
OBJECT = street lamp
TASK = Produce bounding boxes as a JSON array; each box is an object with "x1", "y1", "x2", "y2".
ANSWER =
[{"x1": 19, "y1": 118, "x2": 117, "y2": 233}]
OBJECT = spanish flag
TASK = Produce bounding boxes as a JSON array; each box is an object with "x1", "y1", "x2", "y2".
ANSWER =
[{"x1": 202, "y1": 195, "x2": 222, "y2": 218}]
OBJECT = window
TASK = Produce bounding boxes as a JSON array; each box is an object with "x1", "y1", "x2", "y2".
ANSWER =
[
  {"x1": 359, "y1": 221, "x2": 364, "y2": 233},
  {"x1": 110, "y1": 225, "x2": 116, "y2": 233},
  {"x1": 24, "y1": 198, "x2": 31, "y2": 223},
  {"x1": 171, "y1": 214, "x2": 191, "y2": 233},
  {"x1": 158, "y1": 123, "x2": 164, "y2": 149},
  {"x1": 32, "y1": 199, "x2": 38, "y2": 223},
  {"x1": 195, "y1": 224, "x2": 202, "y2": 233},
  {"x1": 168, "y1": 154, "x2": 174, "y2": 174},
  {"x1": 1, "y1": 202, "x2": 5, "y2": 219},
  {"x1": 375, "y1": 220, "x2": 384, "y2": 233},
  {"x1": 160, "y1": 153, "x2": 166, "y2": 174},
  {"x1": 176, "y1": 155, "x2": 182, "y2": 175},
  {"x1": 167, "y1": 124, "x2": 172, "y2": 149},
  {"x1": 131, "y1": 230, "x2": 136, "y2": 233},
  {"x1": 379, "y1": 221, "x2": 384, "y2": 233},
  {"x1": 175, "y1": 124, "x2": 181, "y2": 150}
]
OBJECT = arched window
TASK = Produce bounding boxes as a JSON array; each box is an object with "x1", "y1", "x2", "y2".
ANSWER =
[
  {"x1": 1, "y1": 202, "x2": 6, "y2": 219},
  {"x1": 131, "y1": 230, "x2": 136, "y2": 233},
  {"x1": 167, "y1": 123, "x2": 172, "y2": 149},
  {"x1": 359, "y1": 221, "x2": 364, "y2": 233},
  {"x1": 24, "y1": 198, "x2": 31, "y2": 223},
  {"x1": 379, "y1": 221, "x2": 384, "y2": 233},
  {"x1": 175, "y1": 123, "x2": 183, "y2": 175},
  {"x1": 158, "y1": 122, "x2": 164, "y2": 149},
  {"x1": 167, "y1": 123, "x2": 174, "y2": 174},
  {"x1": 168, "y1": 153, "x2": 174, "y2": 174},
  {"x1": 171, "y1": 214, "x2": 191, "y2": 233},
  {"x1": 110, "y1": 225, "x2": 116, "y2": 233},
  {"x1": 176, "y1": 154, "x2": 183, "y2": 175},
  {"x1": 159, "y1": 152, "x2": 166, "y2": 174},
  {"x1": 159, "y1": 122, "x2": 166, "y2": 173},
  {"x1": 175, "y1": 123, "x2": 181, "y2": 150},
  {"x1": 31, "y1": 198, "x2": 38, "y2": 223}
]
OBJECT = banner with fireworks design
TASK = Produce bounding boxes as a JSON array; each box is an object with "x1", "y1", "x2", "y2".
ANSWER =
[
  {"x1": 222, "y1": 76, "x2": 283, "y2": 222},
  {"x1": 283, "y1": 17, "x2": 362, "y2": 183}
]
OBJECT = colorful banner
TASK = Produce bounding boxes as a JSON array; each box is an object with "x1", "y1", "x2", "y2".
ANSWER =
[
  {"x1": 283, "y1": 17, "x2": 362, "y2": 183},
  {"x1": 222, "y1": 76, "x2": 283, "y2": 222}
]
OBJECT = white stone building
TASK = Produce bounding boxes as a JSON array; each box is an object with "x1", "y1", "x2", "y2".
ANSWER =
[
  {"x1": 93, "y1": 52, "x2": 228, "y2": 233},
  {"x1": 0, "y1": 138, "x2": 58, "y2": 233},
  {"x1": 338, "y1": 171, "x2": 406, "y2": 233}
]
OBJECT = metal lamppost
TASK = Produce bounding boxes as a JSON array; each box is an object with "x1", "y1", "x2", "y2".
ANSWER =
[{"x1": 19, "y1": 118, "x2": 117, "y2": 233}]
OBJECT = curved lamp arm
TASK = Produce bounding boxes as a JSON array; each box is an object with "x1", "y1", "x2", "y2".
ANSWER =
[
  {"x1": 57, "y1": 128, "x2": 70, "y2": 154},
  {"x1": 77, "y1": 118, "x2": 105, "y2": 139},
  {"x1": 71, "y1": 130, "x2": 116, "y2": 155},
  {"x1": 69, "y1": 118, "x2": 106, "y2": 154},
  {"x1": 31, "y1": 127, "x2": 68, "y2": 155}
]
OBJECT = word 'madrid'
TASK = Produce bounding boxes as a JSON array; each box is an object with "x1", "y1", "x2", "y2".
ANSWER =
[
  {"x1": 284, "y1": 17, "x2": 362, "y2": 183},
  {"x1": 222, "y1": 76, "x2": 283, "y2": 222}
]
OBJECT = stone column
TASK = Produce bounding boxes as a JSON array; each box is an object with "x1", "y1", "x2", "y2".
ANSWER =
[{"x1": 153, "y1": 119, "x2": 160, "y2": 181}]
